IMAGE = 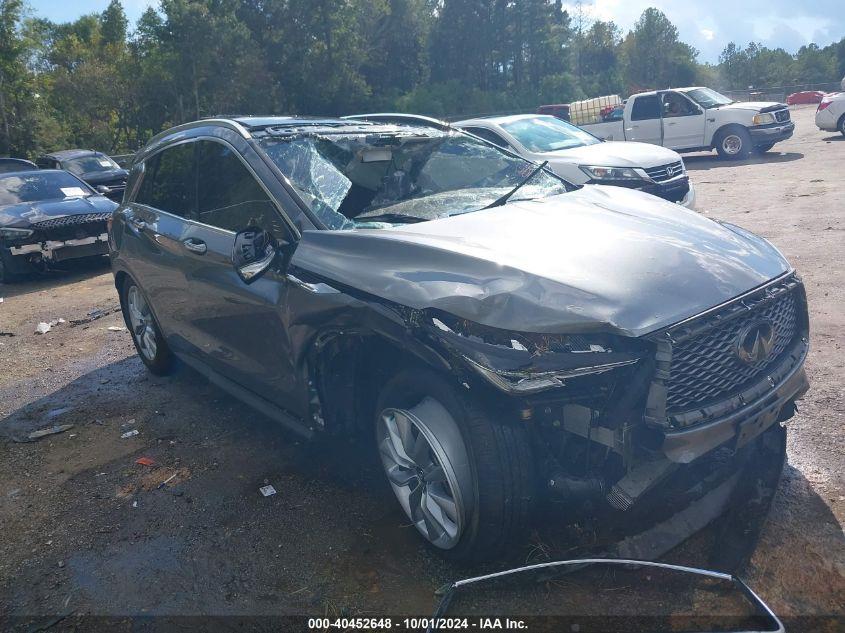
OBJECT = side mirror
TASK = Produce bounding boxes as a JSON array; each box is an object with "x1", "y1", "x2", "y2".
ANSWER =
[
  {"x1": 96, "y1": 185, "x2": 110, "y2": 194},
  {"x1": 232, "y1": 227, "x2": 286, "y2": 284}
]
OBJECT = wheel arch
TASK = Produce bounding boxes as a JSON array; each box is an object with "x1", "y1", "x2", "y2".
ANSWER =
[{"x1": 710, "y1": 123, "x2": 749, "y2": 149}]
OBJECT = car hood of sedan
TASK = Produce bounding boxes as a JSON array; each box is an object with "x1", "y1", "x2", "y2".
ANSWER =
[
  {"x1": 539, "y1": 141, "x2": 682, "y2": 169},
  {"x1": 293, "y1": 186, "x2": 790, "y2": 337},
  {"x1": 80, "y1": 168, "x2": 128, "y2": 185},
  {"x1": 0, "y1": 195, "x2": 117, "y2": 229}
]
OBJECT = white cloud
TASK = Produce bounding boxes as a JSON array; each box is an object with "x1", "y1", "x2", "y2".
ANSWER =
[{"x1": 700, "y1": 28, "x2": 716, "y2": 41}]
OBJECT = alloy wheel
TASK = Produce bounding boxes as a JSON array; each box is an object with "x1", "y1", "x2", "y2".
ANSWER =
[
  {"x1": 126, "y1": 285, "x2": 158, "y2": 361},
  {"x1": 377, "y1": 398, "x2": 468, "y2": 549},
  {"x1": 722, "y1": 134, "x2": 743, "y2": 155}
]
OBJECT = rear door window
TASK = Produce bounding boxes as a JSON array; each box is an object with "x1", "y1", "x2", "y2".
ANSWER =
[
  {"x1": 134, "y1": 143, "x2": 196, "y2": 218},
  {"x1": 195, "y1": 140, "x2": 286, "y2": 235},
  {"x1": 630, "y1": 95, "x2": 661, "y2": 121}
]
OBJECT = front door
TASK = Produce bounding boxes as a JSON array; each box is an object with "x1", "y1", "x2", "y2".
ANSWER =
[
  {"x1": 660, "y1": 91, "x2": 706, "y2": 150},
  {"x1": 181, "y1": 137, "x2": 302, "y2": 412},
  {"x1": 625, "y1": 94, "x2": 663, "y2": 145}
]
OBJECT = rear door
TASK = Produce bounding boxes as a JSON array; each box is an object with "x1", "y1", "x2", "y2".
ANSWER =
[
  {"x1": 625, "y1": 95, "x2": 663, "y2": 145},
  {"x1": 123, "y1": 142, "x2": 197, "y2": 343},
  {"x1": 659, "y1": 91, "x2": 706, "y2": 150},
  {"x1": 181, "y1": 137, "x2": 300, "y2": 410}
]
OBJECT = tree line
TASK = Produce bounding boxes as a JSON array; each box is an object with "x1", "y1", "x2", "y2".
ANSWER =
[{"x1": 1, "y1": 0, "x2": 843, "y2": 158}]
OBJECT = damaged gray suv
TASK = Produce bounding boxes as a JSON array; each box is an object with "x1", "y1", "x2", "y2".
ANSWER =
[{"x1": 109, "y1": 117, "x2": 809, "y2": 561}]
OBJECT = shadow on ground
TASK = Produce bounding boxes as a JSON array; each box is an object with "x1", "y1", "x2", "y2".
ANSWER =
[
  {"x1": 684, "y1": 152, "x2": 804, "y2": 171},
  {"x1": 0, "y1": 256, "x2": 112, "y2": 299}
]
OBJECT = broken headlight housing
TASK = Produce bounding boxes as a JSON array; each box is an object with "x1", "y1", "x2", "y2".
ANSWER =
[
  {"x1": 427, "y1": 313, "x2": 644, "y2": 395},
  {"x1": 0, "y1": 227, "x2": 34, "y2": 240}
]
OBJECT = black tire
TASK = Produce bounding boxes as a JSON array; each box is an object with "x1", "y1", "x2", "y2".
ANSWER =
[
  {"x1": 0, "y1": 249, "x2": 20, "y2": 284},
  {"x1": 119, "y1": 277, "x2": 174, "y2": 375},
  {"x1": 755, "y1": 142, "x2": 775, "y2": 153},
  {"x1": 838, "y1": 114, "x2": 845, "y2": 138},
  {"x1": 375, "y1": 368, "x2": 534, "y2": 562},
  {"x1": 714, "y1": 126, "x2": 752, "y2": 160}
]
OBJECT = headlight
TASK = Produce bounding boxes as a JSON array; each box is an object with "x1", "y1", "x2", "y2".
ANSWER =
[
  {"x1": 427, "y1": 315, "x2": 644, "y2": 395},
  {"x1": 0, "y1": 227, "x2": 34, "y2": 240},
  {"x1": 578, "y1": 165, "x2": 645, "y2": 181},
  {"x1": 752, "y1": 112, "x2": 775, "y2": 125}
]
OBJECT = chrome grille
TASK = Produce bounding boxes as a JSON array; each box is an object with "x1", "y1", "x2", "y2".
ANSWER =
[
  {"x1": 30, "y1": 212, "x2": 112, "y2": 230},
  {"x1": 644, "y1": 161, "x2": 685, "y2": 182},
  {"x1": 666, "y1": 286, "x2": 801, "y2": 412},
  {"x1": 774, "y1": 109, "x2": 790, "y2": 123}
]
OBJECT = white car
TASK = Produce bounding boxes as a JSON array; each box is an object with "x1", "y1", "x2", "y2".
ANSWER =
[
  {"x1": 454, "y1": 114, "x2": 696, "y2": 208},
  {"x1": 815, "y1": 92, "x2": 845, "y2": 136}
]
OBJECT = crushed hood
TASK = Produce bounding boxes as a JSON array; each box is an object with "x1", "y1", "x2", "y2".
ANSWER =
[
  {"x1": 292, "y1": 186, "x2": 790, "y2": 337},
  {"x1": 0, "y1": 195, "x2": 117, "y2": 229},
  {"x1": 541, "y1": 141, "x2": 682, "y2": 169}
]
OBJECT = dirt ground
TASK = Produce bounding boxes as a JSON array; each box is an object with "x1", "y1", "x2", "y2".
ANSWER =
[{"x1": 1, "y1": 105, "x2": 843, "y2": 631}]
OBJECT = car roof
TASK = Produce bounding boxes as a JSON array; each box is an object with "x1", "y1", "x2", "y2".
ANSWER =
[
  {"x1": 454, "y1": 113, "x2": 552, "y2": 127},
  {"x1": 42, "y1": 149, "x2": 101, "y2": 160}
]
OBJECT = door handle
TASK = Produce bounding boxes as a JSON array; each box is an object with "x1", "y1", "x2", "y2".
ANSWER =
[
  {"x1": 666, "y1": 121, "x2": 677, "y2": 125},
  {"x1": 182, "y1": 238, "x2": 207, "y2": 254}
]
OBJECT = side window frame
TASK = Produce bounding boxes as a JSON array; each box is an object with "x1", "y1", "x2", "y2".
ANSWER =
[
  {"x1": 630, "y1": 95, "x2": 661, "y2": 121},
  {"x1": 463, "y1": 126, "x2": 512, "y2": 150},
  {"x1": 661, "y1": 91, "x2": 702, "y2": 117},
  {"x1": 130, "y1": 138, "x2": 197, "y2": 219}
]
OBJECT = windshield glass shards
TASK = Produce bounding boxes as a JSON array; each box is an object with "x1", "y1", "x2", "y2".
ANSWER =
[{"x1": 258, "y1": 130, "x2": 569, "y2": 229}]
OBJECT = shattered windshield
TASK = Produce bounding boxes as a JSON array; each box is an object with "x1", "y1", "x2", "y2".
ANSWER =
[
  {"x1": 685, "y1": 88, "x2": 734, "y2": 108},
  {"x1": 258, "y1": 129, "x2": 569, "y2": 229}
]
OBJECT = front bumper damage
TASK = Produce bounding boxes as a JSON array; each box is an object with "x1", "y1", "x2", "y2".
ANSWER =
[
  {"x1": 424, "y1": 273, "x2": 808, "y2": 540},
  {"x1": 748, "y1": 121, "x2": 795, "y2": 144},
  {"x1": 2, "y1": 212, "x2": 112, "y2": 273}
]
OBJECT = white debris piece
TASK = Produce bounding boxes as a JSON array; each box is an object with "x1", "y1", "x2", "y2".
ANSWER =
[
  {"x1": 259, "y1": 485, "x2": 277, "y2": 497},
  {"x1": 120, "y1": 429, "x2": 139, "y2": 439},
  {"x1": 35, "y1": 322, "x2": 52, "y2": 334},
  {"x1": 107, "y1": 326, "x2": 126, "y2": 332}
]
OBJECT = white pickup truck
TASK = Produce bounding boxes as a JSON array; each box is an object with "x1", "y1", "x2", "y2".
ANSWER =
[{"x1": 581, "y1": 87, "x2": 795, "y2": 160}]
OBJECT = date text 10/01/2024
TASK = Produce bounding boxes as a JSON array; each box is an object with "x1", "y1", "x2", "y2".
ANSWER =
[{"x1": 307, "y1": 618, "x2": 528, "y2": 630}]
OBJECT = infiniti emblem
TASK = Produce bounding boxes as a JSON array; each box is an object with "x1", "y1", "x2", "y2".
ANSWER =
[{"x1": 736, "y1": 320, "x2": 776, "y2": 364}]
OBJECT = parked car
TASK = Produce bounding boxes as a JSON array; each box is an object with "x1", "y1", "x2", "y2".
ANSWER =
[
  {"x1": 786, "y1": 90, "x2": 826, "y2": 105},
  {"x1": 36, "y1": 149, "x2": 128, "y2": 201},
  {"x1": 110, "y1": 116, "x2": 809, "y2": 561},
  {"x1": 453, "y1": 114, "x2": 695, "y2": 208},
  {"x1": 0, "y1": 169, "x2": 117, "y2": 282},
  {"x1": 0, "y1": 158, "x2": 38, "y2": 174},
  {"x1": 580, "y1": 87, "x2": 794, "y2": 159},
  {"x1": 815, "y1": 92, "x2": 845, "y2": 136},
  {"x1": 536, "y1": 103, "x2": 570, "y2": 121}
]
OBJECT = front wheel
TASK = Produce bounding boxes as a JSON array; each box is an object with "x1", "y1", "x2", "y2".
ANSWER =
[
  {"x1": 839, "y1": 114, "x2": 845, "y2": 137},
  {"x1": 120, "y1": 278, "x2": 173, "y2": 375},
  {"x1": 715, "y1": 127, "x2": 752, "y2": 160},
  {"x1": 375, "y1": 368, "x2": 534, "y2": 561}
]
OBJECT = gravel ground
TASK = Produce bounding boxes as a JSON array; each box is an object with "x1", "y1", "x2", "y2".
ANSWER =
[{"x1": 0, "y1": 105, "x2": 842, "y2": 631}]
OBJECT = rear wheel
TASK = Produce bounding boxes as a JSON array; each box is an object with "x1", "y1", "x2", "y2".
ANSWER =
[
  {"x1": 375, "y1": 368, "x2": 534, "y2": 561},
  {"x1": 715, "y1": 127, "x2": 752, "y2": 159},
  {"x1": 120, "y1": 278, "x2": 173, "y2": 375},
  {"x1": 838, "y1": 114, "x2": 845, "y2": 137}
]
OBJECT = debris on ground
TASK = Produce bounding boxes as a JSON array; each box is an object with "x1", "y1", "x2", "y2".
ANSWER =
[
  {"x1": 0, "y1": 332, "x2": 14, "y2": 337},
  {"x1": 157, "y1": 473, "x2": 178, "y2": 490},
  {"x1": 107, "y1": 326, "x2": 126, "y2": 332},
  {"x1": 35, "y1": 322, "x2": 52, "y2": 334},
  {"x1": 135, "y1": 456, "x2": 155, "y2": 466},
  {"x1": 25, "y1": 424, "x2": 75, "y2": 441},
  {"x1": 259, "y1": 485, "x2": 277, "y2": 497},
  {"x1": 120, "y1": 429, "x2": 139, "y2": 439},
  {"x1": 69, "y1": 305, "x2": 121, "y2": 326}
]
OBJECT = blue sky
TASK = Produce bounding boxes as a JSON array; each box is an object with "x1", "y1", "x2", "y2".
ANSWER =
[{"x1": 27, "y1": 0, "x2": 845, "y2": 64}]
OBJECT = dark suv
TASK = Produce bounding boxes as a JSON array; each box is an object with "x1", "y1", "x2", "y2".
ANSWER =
[
  {"x1": 37, "y1": 150, "x2": 128, "y2": 201},
  {"x1": 110, "y1": 116, "x2": 809, "y2": 561}
]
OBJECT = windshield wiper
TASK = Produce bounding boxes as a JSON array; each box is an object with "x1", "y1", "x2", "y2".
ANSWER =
[
  {"x1": 483, "y1": 161, "x2": 549, "y2": 209},
  {"x1": 354, "y1": 213, "x2": 429, "y2": 225}
]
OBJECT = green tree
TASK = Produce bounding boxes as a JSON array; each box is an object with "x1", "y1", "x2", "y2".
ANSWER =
[{"x1": 622, "y1": 8, "x2": 698, "y2": 91}]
